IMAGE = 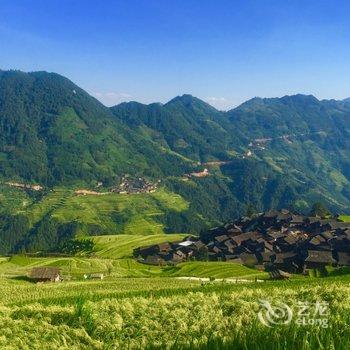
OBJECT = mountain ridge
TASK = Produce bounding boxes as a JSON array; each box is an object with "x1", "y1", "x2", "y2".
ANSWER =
[{"x1": 1, "y1": 69, "x2": 350, "y2": 253}]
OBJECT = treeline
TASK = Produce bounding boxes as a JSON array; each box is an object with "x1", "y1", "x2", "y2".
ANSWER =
[{"x1": 0, "y1": 214, "x2": 90, "y2": 255}]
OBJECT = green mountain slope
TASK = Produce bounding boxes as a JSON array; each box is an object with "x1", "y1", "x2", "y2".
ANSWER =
[
  {"x1": 111, "y1": 95, "x2": 243, "y2": 162},
  {"x1": 226, "y1": 95, "x2": 350, "y2": 211},
  {"x1": 112, "y1": 93, "x2": 350, "y2": 213},
  {"x1": 0, "y1": 70, "x2": 193, "y2": 186},
  {"x1": 1, "y1": 70, "x2": 350, "y2": 254}
]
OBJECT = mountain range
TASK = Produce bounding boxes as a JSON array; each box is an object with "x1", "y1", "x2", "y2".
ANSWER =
[{"x1": 1, "y1": 69, "x2": 350, "y2": 253}]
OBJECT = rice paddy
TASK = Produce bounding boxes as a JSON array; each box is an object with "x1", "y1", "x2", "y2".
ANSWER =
[{"x1": 0, "y1": 274, "x2": 349, "y2": 349}]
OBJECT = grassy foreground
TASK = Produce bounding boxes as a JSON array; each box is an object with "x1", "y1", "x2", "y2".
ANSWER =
[
  {"x1": 0, "y1": 276, "x2": 349, "y2": 349},
  {"x1": 0, "y1": 233, "x2": 348, "y2": 349}
]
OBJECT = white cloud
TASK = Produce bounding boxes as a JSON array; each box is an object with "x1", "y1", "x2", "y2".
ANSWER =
[
  {"x1": 91, "y1": 91, "x2": 133, "y2": 106},
  {"x1": 205, "y1": 96, "x2": 231, "y2": 111},
  {"x1": 205, "y1": 96, "x2": 248, "y2": 110}
]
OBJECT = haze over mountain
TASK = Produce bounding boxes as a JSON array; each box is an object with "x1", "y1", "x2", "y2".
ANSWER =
[{"x1": 1, "y1": 69, "x2": 350, "y2": 253}]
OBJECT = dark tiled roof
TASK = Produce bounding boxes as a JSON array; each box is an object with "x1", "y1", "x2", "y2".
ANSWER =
[
  {"x1": 283, "y1": 235, "x2": 299, "y2": 245},
  {"x1": 320, "y1": 231, "x2": 334, "y2": 240},
  {"x1": 264, "y1": 210, "x2": 280, "y2": 218},
  {"x1": 214, "y1": 235, "x2": 229, "y2": 243},
  {"x1": 136, "y1": 211, "x2": 350, "y2": 268},
  {"x1": 309, "y1": 235, "x2": 326, "y2": 246},
  {"x1": 30, "y1": 267, "x2": 60, "y2": 279},
  {"x1": 305, "y1": 250, "x2": 335, "y2": 264},
  {"x1": 274, "y1": 252, "x2": 299, "y2": 264},
  {"x1": 291, "y1": 215, "x2": 305, "y2": 223}
]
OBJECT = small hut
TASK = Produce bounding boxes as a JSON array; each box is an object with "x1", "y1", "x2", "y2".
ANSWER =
[
  {"x1": 84, "y1": 273, "x2": 104, "y2": 280},
  {"x1": 269, "y1": 269, "x2": 291, "y2": 280},
  {"x1": 29, "y1": 267, "x2": 61, "y2": 282}
]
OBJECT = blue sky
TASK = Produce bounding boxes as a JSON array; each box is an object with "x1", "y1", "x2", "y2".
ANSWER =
[{"x1": 1, "y1": 0, "x2": 350, "y2": 110}]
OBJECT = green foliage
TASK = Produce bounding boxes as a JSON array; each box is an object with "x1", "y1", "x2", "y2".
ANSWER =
[
  {"x1": 60, "y1": 239, "x2": 94, "y2": 255},
  {"x1": 0, "y1": 214, "x2": 30, "y2": 254},
  {"x1": 309, "y1": 202, "x2": 331, "y2": 217},
  {"x1": 0, "y1": 71, "x2": 194, "y2": 186}
]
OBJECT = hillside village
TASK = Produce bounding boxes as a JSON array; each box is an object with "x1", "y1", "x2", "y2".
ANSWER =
[
  {"x1": 75, "y1": 177, "x2": 158, "y2": 196},
  {"x1": 3, "y1": 177, "x2": 159, "y2": 196},
  {"x1": 110, "y1": 175, "x2": 158, "y2": 194},
  {"x1": 134, "y1": 210, "x2": 350, "y2": 274}
]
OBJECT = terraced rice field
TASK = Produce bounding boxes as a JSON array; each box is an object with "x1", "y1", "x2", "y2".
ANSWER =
[
  {"x1": 0, "y1": 275, "x2": 349, "y2": 349},
  {"x1": 92, "y1": 234, "x2": 187, "y2": 259}
]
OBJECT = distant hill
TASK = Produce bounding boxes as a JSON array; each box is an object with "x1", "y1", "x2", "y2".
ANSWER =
[{"x1": 1, "y1": 69, "x2": 350, "y2": 253}]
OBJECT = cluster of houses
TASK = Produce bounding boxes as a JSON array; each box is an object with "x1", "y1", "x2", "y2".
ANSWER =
[
  {"x1": 134, "y1": 210, "x2": 350, "y2": 273},
  {"x1": 75, "y1": 176, "x2": 158, "y2": 196},
  {"x1": 248, "y1": 138, "x2": 270, "y2": 151},
  {"x1": 111, "y1": 176, "x2": 158, "y2": 194}
]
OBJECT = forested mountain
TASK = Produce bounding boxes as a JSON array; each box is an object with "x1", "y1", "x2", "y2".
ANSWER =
[
  {"x1": 111, "y1": 94, "x2": 241, "y2": 162},
  {"x1": 0, "y1": 70, "x2": 193, "y2": 186},
  {"x1": 111, "y1": 93, "x2": 350, "y2": 215},
  {"x1": 1, "y1": 69, "x2": 350, "y2": 253},
  {"x1": 226, "y1": 95, "x2": 350, "y2": 212}
]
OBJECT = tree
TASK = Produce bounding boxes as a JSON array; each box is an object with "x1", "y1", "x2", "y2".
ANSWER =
[
  {"x1": 309, "y1": 202, "x2": 330, "y2": 218},
  {"x1": 196, "y1": 246, "x2": 209, "y2": 261},
  {"x1": 245, "y1": 203, "x2": 257, "y2": 218}
]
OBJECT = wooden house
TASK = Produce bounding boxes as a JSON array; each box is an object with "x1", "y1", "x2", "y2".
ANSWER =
[
  {"x1": 320, "y1": 231, "x2": 334, "y2": 241},
  {"x1": 336, "y1": 252, "x2": 350, "y2": 266},
  {"x1": 290, "y1": 215, "x2": 305, "y2": 225},
  {"x1": 223, "y1": 240, "x2": 236, "y2": 253},
  {"x1": 304, "y1": 250, "x2": 335, "y2": 268},
  {"x1": 273, "y1": 252, "x2": 301, "y2": 271},
  {"x1": 214, "y1": 234, "x2": 229, "y2": 243},
  {"x1": 258, "y1": 251, "x2": 276, "y2": 264},
  {"x1": 240, "y1": 253, "x2": 259, "y2": 267},
  {"x1": 29, "y1": 267, "x2": 61, "y2": 283}
]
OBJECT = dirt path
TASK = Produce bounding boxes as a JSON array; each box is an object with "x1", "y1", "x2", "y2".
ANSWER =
[{"x1": 176, "y1": 276, "x2": 265, "y2": 283}]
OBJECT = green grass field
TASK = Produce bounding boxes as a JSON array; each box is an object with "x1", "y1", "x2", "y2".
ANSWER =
[
  {"x1": 339, "y1": 215, "x2": 350, "y2": 222},
  {"x1": 0, "y1": 256, "x2": 268, "y2": 280},
  {"x1": 167, "y1": 261, "x2": 267, "y2": 279},
  {"x1": 92, "y1": 233, "x2": 187, "y2": 259},
  {"x1": 1, "y1": 187, "x2": 349, "y2": 349},
  {"x1": 0, "y1": 231, "x2": 348, "y2": 349},
  {"x1": 52, "y1": 188, "x2": 188, "y2": 234}
]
